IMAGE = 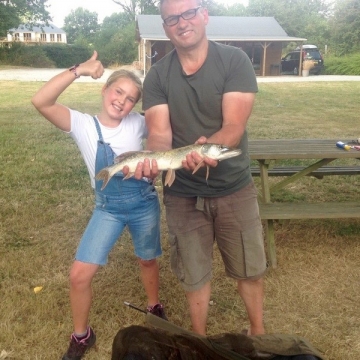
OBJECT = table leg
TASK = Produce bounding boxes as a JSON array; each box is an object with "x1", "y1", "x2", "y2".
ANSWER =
[{"x1": 258, "y1": 161, "x2": 277, "y2": 268}]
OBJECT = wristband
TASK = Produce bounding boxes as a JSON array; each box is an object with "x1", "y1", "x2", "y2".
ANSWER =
[{"x1": 69, "y1": 64, "x2": 80, "y2": 79}]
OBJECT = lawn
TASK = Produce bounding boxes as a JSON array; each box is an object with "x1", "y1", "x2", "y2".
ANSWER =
[{"x1": 0, "y1": 80, "x2": 359, "y2": 360}]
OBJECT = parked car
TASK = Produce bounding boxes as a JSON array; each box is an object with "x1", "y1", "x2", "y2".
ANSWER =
[{"x1": 281, "y1": 45, "x2": 324, "y2": 75}]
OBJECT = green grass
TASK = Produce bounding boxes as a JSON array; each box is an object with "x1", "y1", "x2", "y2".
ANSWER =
[{"x1": 0, "y1": 80, "x2": 359, "y2": 360}]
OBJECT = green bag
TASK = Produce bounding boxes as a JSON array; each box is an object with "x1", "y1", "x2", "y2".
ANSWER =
[{"x1": 111, "y1": 313, "x2": 325, "y2": 360}]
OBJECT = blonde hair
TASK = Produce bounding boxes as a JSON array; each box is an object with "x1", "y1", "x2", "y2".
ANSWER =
[{"x1": 105, "y1": 69, "x2": 143, "y2": 103}]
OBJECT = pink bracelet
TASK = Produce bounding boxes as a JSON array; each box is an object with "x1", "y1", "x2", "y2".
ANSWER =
[{"x1": 69, "y1": 64, "x2": 80, "y2": 79}]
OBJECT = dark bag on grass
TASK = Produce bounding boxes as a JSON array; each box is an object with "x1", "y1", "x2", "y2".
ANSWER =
[{"x1": 111, "y1": 314, "x2": 325, "y2": 360}]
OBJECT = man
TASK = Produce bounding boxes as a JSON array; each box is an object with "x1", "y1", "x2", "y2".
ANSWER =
[{"x1": 132, "y1": 0, "x2": 267, "y2": 336}]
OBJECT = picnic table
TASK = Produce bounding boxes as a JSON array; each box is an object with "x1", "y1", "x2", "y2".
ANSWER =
[{"x1": 248, "y1": 139, "x2": 360, "y2": 268}]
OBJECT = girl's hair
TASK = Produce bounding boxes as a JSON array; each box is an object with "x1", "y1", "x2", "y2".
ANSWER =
[{"x1": 105, "y1": 69, "x2": 143, "y2": 103}]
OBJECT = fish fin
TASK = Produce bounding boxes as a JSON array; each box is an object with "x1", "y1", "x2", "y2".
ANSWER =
[
  {"x1": 95, "y1": 169, "x2": 111, "y2": 191},
  {"x1": 164, "y1": 169, "x2": 175, "y2": 187},
  {"x1": 192, "y1": 159, "x2": 205, "y2": 174},
  {"x1": 123, "y1": 172, "x2": 134, "y2": 180},
  {"x1": 114, "y1": 150, "x2": 152, "y2": 164}
]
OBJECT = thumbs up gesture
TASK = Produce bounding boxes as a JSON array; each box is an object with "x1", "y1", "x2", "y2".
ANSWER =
[{"x1": 76, "y1": 50, "x2": 104, "y2": 79}]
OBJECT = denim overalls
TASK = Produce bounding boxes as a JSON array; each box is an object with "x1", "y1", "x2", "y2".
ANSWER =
[{"x1": 75, "y1": 117, "x2": 161, "y2": 265}]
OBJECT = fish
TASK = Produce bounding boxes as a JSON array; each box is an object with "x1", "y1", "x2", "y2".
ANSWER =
[{"x1": 95, "y1": 143, "x2": 242, "y2": 190}]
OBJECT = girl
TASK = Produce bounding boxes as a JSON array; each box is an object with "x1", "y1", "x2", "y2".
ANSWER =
[{"x1": 32, "y1": 51, "x2": 166, "y2": 360}]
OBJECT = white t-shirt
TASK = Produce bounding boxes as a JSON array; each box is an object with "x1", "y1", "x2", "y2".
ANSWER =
[{"x1": 68, "y1": 109, "x2": 147, "y2": 188}]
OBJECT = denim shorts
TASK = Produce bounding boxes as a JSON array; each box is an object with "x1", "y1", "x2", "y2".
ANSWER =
[
  {"x1": 76, "y1": 183, "x2": 161, "y2": 265},
  {"x1": 163, "y1": 182, "x2": 267, "y2": 292}
]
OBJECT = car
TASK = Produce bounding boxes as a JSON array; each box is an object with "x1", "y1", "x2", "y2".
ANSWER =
[{"x1": 281, "y1": 45, "x2": 324, "y2": 75}]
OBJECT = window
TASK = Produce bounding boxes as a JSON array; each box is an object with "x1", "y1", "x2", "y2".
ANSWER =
[
  {"x1": 57, "y1": 34, "x2": 62, "y2": 42},
  {"x1": 50, "y1": 34, "x2": 55, "y2": 42},
  {"x1": 24, "y1": 33, "x2": 31, "y2": 41},
  {"x1": 40, "y1": 33, "x2": 46, "y2": 42}
]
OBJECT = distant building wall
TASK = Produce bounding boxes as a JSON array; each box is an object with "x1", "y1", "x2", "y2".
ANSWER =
[{"x1": 2, "y1": 24, "x2": 67, "y2": 47}]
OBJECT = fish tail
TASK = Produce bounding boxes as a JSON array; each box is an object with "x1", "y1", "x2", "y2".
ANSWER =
[{"x1": 95, "y1": 169, "x2": 111, "y2": 190}]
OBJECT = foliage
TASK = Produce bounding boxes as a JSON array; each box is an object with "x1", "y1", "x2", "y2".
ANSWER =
[
  {"x1": 97, "y1": 22, "x2": 138, "y2": 67},
  {"x1": 63, "y1": 7, "x2": 100, "y2": 45},
  {"x1": 112, "y1": 0, "x2": 159, "y2": 20},
  {"x1": 329, "y1": 0, "x2": 360, "y2": 55},
  {"x1": 0, "y1": 43, "x2": 91, "y2": 68},
  {"x1": 94, "y1": 12, "x2": 133, "y2": 49},
  {"x1": 323, "y1": 53, "x2": 360, "y2": 75},
  {"x1": 246, "y1": 0, "x2": 331, "y2": 40},
  {"x1": 0, "y1": 0, "x2": 51, "y2": 37},
  {"x1": 224, "y1": 3, "x2": 247, "y2": 16},
  {"x1": 0, "y1": 43, "x2": 54, "y2": 67},
  {"x1": 41, "y1": 44, "x2": 92, "y2": 68}
]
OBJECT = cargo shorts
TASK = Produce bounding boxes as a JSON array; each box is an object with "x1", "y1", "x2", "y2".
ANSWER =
[{"x1": 163, "y1": 181, "x2": 267, "y2": 292}]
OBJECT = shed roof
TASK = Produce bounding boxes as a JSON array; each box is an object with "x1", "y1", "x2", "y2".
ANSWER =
[
  {"x1": 136, "y1": 15, "x2": 306, "y2": 42},
  {"x1": 8, "y1": 24, "x2": 65, "y2": 34}
]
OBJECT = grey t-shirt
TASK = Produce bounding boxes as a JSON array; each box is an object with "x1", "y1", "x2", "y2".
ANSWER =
[{"x1": 143, "y1": 41, "x2": 258, "y2": 197}]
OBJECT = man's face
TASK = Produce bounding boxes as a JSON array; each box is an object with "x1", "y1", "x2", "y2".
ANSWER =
[{"x1": 161, "y1": 0, "x2": 208, "y2": 50}]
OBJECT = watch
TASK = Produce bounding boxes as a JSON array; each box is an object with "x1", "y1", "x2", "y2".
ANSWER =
[{"x1": 69, "y1": 64, "x2": 80, "y2": 79}]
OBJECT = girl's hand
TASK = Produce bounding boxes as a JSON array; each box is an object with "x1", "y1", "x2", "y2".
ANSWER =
[{"x1": 77, "y1": 51, "x2": 104, "y2": 79}]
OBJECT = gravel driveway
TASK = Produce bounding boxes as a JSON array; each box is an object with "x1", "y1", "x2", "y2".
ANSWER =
[{"x1": 0, "y1": 68, "x2": 360, "y2": 83}]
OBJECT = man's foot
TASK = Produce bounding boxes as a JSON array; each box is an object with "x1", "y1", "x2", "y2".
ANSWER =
[
  {"x1": 62, "y1": 327, "x2": 96, "y2": 360},
  {"x1": 146, "y1": 303, "x2": 168, "y2": 320}
]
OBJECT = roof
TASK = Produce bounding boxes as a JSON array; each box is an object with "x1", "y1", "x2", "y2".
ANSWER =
[
  {"x1": 136, "y1": 15, "x2": 306, "y2": 42},
  {"x1": 8, "y1": 24, "x2": 65, "y2": 34}
]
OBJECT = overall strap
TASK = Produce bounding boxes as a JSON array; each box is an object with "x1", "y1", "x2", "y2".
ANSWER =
[
  {"x1": 92, "y1": 116, "x2": 104, "y2": 142},
  {"x1": 92, "y1": 116, "x2": 115, "y2": 169}
]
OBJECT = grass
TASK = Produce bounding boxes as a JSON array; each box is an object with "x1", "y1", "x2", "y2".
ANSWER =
[{"x1": 0, "y1": 80, "x2": 359, "y2": 360}]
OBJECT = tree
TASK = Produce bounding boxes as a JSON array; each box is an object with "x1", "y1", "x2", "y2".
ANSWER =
[
  {"x1": 246, "y1": 0, "x2": 332, "y2": 46},
  {"x1": 63, "y1": 8, "x2": 100, "y2": 44},
  {"x1": 330, "y1": 0, "x2": 360, "y2": 55},
  {"x1": 97, "y1": 22, "x2": 138, "y2": 66},
  {"x1": 224, "y1": 3, "x2": 247, "y2": 16},
  {"x1": 0, "y1": 0, "x2": 51, "y2": 37},
  {"x1": 111, "y1": 0, "x2": 159, "y2": 20},
  {"x1": 94, "y1": 12, "x2": 135, "y2": 64}
]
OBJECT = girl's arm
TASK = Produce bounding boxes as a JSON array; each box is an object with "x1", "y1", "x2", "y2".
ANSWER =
[{"x1": 31, "y1": 51, "x2": 104, "y2": 132}]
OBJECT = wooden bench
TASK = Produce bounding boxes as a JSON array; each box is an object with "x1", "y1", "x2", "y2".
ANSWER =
[
  {"x1": 258, "y1": 202, "x2": 360, "y2": 268},
  {"x1": 251, "y1": 165, "x2": 360, "y2": 179},
  {"x1": 259, "y1": 202, "x2": 360, "y2": 220}
]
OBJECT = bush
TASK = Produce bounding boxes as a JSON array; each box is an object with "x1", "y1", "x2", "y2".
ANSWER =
[
  {"x1": 41, "y1": 44, "x2": 92, "y2": 68},
  {"x1": 324, "y1": 53, "x2": 360, "y2": 75},
  {"x1": 0, "y1": 43, "x2": 55, "y2": 68},
  {"x1": 0, "y1": 43, "x2": 92, "y2": 68}
]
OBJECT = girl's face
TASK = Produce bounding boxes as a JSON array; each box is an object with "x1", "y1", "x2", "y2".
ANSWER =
[{"x1": 101, "y1": 77, "x2": 139, "y2": 124}]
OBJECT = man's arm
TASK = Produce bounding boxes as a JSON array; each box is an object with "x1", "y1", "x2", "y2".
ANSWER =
[
  {"x1": 183, "y1": 91, "x2": 255, "y2": 171},
  {"x1": 129, "y1": 104, "x2": 172, "y2": 179},
  {"x1": 209, "y1": 91, "x2": 255, "y2": 146},
  {"x1": 145, "y1": 104, "x2": 173, "y2": 151}
]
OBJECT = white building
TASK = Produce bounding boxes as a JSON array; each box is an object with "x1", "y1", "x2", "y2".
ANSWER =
[{"x1": 4, "y1": 24, "x2": 67, "y2": 45}]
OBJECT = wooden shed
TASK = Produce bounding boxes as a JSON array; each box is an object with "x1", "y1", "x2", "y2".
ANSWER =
[{"x1": 135, "y1": 15, "x2": 306, "y2": 76}]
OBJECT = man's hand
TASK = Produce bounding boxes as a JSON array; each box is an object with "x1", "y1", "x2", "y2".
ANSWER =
[
  {"x1": 122, "y1": 159, "x2": 160, "y2": 180},
  {"x1": 182, "y1": 136, "x2": 218, "y2": 172}
]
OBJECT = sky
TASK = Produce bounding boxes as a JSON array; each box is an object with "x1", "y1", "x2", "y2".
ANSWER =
[{"x1": 47, "y1": 0, "x2": 249, "y2": 28}]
